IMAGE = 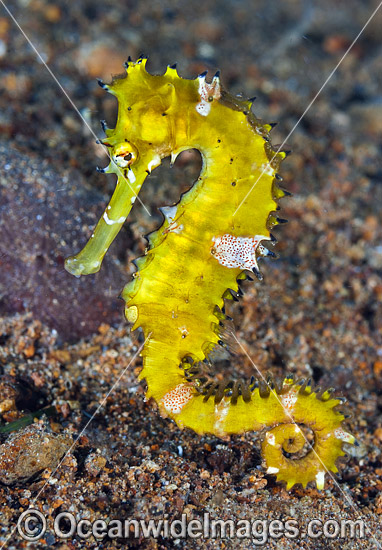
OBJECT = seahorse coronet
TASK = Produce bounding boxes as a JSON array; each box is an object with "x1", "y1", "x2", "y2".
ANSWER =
[{"x1": 64, "y1": 58, "x2": 355, "y2": 490}]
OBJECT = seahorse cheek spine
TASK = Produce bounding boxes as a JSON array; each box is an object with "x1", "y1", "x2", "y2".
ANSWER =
[{"x1": 64, "y1": 58, "x2": 355, "y2": 490}]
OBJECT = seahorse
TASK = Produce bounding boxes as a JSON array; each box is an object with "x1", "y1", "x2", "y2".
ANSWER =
[{"x1": 64, "y1": 57, "x2": 355, "y2": 490}]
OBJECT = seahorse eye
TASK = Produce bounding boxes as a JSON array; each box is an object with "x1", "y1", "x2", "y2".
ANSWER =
[{"x1": 112, "y1": 142, "x2": 138, "y2": 168}]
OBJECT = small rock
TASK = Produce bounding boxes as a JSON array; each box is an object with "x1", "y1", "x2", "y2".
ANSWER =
[
  {"x1": 84, "y1": 452, "x2": 107, "y2": 477},
  {"x1": 0, "y1": 376, "x2": 19, "y2": 414},
  {"x1": 0, "y1": 423, "x2": 72, "y2": 485}
]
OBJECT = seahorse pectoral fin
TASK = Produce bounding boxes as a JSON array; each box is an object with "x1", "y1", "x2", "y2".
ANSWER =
[{"x1": 65, "y1": 166, "x2": 148, "y2": 277}]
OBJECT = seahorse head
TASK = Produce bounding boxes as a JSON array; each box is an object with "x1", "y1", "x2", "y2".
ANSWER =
[{"x1": 101, "y1": 57, "x2": 188, "y2": 172}]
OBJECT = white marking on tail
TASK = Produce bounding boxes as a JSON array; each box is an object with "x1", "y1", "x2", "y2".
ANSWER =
[
  {"x1": 266, "y1": 432, "x2": 276, "y2": 446},
  {"x1": 281, "y1": 389, "x2": 299, "y2": 413},
  {"x1": 214, "y1": 399, "x2": 230, "y2": 436},
  {"x1": 334, "y1": 428, "x2": 354, "y2": 443},
  {"x1": 162, "y1": 384, "x2": 193, "y2": 414},
  {"x1": 315, "y1": 471, "x2": 325, "y2": 490}
]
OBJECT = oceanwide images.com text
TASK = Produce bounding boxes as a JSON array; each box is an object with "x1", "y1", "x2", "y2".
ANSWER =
[{"x1": 17, "y1": 510, "x2": 365, "y2": 543}]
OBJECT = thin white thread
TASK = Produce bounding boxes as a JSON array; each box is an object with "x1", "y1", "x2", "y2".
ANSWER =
[
  {"x1": 0, "y1": 0, "x2": 151, "y2": 216},
  {"x1": 234, "y1": 1, "x2": 382, "y2": 216}
]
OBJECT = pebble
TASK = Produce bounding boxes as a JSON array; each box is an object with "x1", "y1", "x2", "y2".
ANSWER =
[{"x1": 0, "y1": 423, "x2": 72, "y2": 485}]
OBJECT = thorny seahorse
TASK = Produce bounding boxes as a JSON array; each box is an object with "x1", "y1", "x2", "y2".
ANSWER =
[{"x1": 65, "y1": 58, "x2": 355, "y2": 489}]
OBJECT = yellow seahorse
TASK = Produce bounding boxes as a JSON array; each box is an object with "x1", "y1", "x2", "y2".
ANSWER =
[{"x1": 65, "y1": 58, "x2": 355, "y2": 489}]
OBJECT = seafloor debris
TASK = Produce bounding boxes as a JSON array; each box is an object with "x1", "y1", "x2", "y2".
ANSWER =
[{"x1": 0, "y1": 421, "x2": 72, "y2": 485}]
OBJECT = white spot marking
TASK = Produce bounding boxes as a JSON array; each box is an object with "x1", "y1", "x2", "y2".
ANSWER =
[
  {"x1": 128, "y1": 169, "x2": 136, "y2": 183},
  {"x1": 196, "y1": 102, "x2": 211, "y2": 117},
  {"x1": 160, "y1": 206, "x2": 184, "y2": 234},
  {"x1": 147, "y1": 155, "x2": 161, "y2": 173},
  {"x1": 257, "y1": 244, "x2": 272, "y2": 257},
  {"x1": 103, "y1": 212, "x2": 125, "y2": 225},
  {"x1": 178, "y1": 326, "x2": 189, "y2": 338},
  {"x1": 131, "y1": 196, "x2": 136, "y2": 204},
  {"x1": 261, "y1": 162, "x2": 275, "y2": 176},
  {"x1": 315, "y1": 471, "x2": 325, "y2": 490},
  {"x1": 281, "y1": 390, "x2": 298, "y2": 412},
  {"x1": 161, "y1": 206, "x2": 177, "y2": 224},
  {"x1": 162, "y1": 384, "x2": 193, "y2": 414},
  {"x1": 113, "y1": 153, "x2": 131, "y2": 168},
  {"x1": 213, "y1": 399, "x2": 230, "y2": 436},
  {"x1": 167, "y1": 222, "x2": 183, "y2": 234},
  {"x1": 266, "y1": 432, "x2": 276, "y2": 446},
  {"x1": 196, "y1": 73, "x2": 221, "y2": 116},
  {"x1": 266, "y1": 466, "x2": 279, "y2": 474},
  {"x1": 334, "y1": 428, "x2": 354, "y2": 443},
  {"x1": 211, "y1": 234, "x2": 270, "y2": 271}
]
